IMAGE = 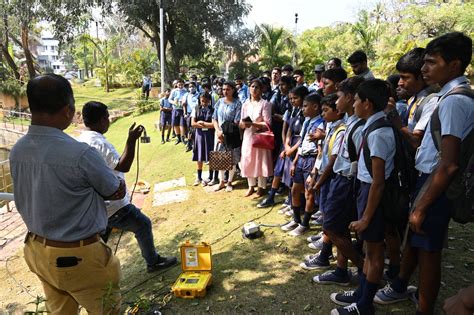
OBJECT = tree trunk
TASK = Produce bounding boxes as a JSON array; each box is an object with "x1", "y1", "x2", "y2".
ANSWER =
[
  {"x1": 1, "y1": 11, "x2": 20, "y2": 80},
  {"x1": 20, "y1": 25, "x2": 36, "y2": 78},
  {"x1": 0, "y1": 44, "x2": 20, "y2": 80}
]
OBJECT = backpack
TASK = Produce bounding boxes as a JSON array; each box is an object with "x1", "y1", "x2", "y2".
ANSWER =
[
  {"x1": 328, "y1": 124, "x2": 346, "y2": 157},
  {"x1": 347, "y1": 119, "x2": 366, "y2": 162},
  {"x1": 362, "y1": 116, "x2": 416, "y2": 223},
  {"x1": 430, "y1": 86, "x2": 474, "y2": 224}
]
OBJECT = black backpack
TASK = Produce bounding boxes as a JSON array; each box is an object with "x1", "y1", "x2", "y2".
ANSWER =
[
  {"x1": 430, "y1": 86, "x2": 474, "y2": 224},
  {"x1": 362, "y1": 116, "x2": 416, "y2": 223},
  {"x1": 347, "y1": 119, "x2": 366, "y2": 162}
]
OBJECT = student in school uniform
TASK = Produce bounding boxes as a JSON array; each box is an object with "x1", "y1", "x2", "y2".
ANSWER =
[
  {"x1": 212, "y1": 81, "x2": 242, "y2": 192},
  {"x1": 191, "y1": 92, "x2": 215, "y2": 186},
  {"x1": 280, "y1": 93, "x2": 324, "y2": 236},
  {"x1": 271, "y1": 67, "x2": 282, "y2": 92},
  {"x1": 293, "y1": 69, "x2": 307, "y2": 87},
  {"x1": 374, "y1": 32, "x2": 473, "y2": 315},
  {"x1": 308, "y1": 76, "x2": 365, "y2": 285},
  {"x1": 258, "y1": 85, "x2": 309, "y2": 208},
  {"x1": 270, "y1": 75, "x2": 294, "y2": 161},
  {"x1": 159, "y1": 88, "x2": 173, "y2": 144},
  {"x1": 330, "y1": 79, "x2": 395, "y2": 315},
  {"x1": 300, "y1": 93, "x2": 346, "y2": 268},
  {"x1": 183, "y1": 81, "x2": 200, "y2": 152},
  {"x1": 235, "y1": 73, "x2": 250, "y2": 104},
  {"x1": 168, "y1": 78, "x2": 188, "y2": 144}
]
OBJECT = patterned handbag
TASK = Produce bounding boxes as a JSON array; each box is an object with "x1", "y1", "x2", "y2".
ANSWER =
[
  {"x1": 252, "y1": 122, "x2": 275, "y2": 150},
  {"x1": 209, "y1": 150, "x2": 233, "y2": 170}
]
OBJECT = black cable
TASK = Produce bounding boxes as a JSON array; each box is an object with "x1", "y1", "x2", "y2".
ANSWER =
[{"x1": 114, "y1": 138, "x2": 140, "y2": 255}]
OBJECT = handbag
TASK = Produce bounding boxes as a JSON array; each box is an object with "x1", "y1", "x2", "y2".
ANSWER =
[
  {"x1": 252, "y1": 122, "x2": 274, "y2": 150},
  {"x1": 209, "y1": 150, "x2": 233, "y2": 170}
]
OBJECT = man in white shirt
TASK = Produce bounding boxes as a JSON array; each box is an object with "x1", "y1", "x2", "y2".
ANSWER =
[{"x1": 77, "y1": 101, "x2": 177, "y2": 273}]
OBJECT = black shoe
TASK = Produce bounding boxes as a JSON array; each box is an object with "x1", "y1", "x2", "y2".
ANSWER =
[
  {"x1": 275, "y1": 186, "x2": 286, "y2": 195},
  {"x1": 257, "y1": 197, "x2": 275, "y2": 208},
  {"x1": 185, "y1": 146, "x2": 192, "y2": 152},
  {"x1": 147, "y1": 256, "x2": 178, "y2": 273},
  {"x1": 166, "y1": 138, "x2": 170, "y2": 142},
  {"x1": 175, "y1": 140, "x2": 182, "y2": 145}
]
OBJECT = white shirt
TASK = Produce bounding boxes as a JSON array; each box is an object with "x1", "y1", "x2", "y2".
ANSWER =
[{"x1": 76, "y1": 130, "x2": 130, "y2": 217}]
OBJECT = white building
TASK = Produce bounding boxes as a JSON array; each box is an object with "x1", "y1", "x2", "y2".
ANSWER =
[{"x1": 36, "y1": 33, "x2": 66, "y2": 74}]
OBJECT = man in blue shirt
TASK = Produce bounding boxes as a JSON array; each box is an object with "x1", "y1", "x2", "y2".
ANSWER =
[
  {"x1": 10, "y1": 74, "x2": 126, "y2": 313},
  {"x1": 235, "y1": 73, "x2": 249, "y2": 104},
  {"x1": 375, "y1": 32, "x2": 473, "y2": 315}
]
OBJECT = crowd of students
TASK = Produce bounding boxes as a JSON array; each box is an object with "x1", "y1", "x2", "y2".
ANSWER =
[{"x1": 156, "y1": 31, "x2": 473, "y2": 315}]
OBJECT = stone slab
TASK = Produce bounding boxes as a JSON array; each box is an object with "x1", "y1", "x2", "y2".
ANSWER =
[
  {"x1": 152, "y1": 189, "x2": 189, "y2": 207},
  {"x1": 153, "y1": 177, "x2": 186, "y2": 192}
]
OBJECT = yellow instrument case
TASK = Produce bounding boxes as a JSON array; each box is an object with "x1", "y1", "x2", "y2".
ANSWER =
[{"x1": 171, "y1": 241, "x2": 212, "y2": 298}]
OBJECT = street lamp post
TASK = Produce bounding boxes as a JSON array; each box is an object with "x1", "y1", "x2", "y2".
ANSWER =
[
  {"x1": 160, "y1": 0, "x2": 166, "y2": 91},
  {"x1": 292, "y1": 13, "x2": 298, "y2": 67}
]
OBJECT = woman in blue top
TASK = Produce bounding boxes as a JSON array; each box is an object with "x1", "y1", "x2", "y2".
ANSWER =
[{"x1": 212, "y1": 81, "x2": 242, "y2": 192}]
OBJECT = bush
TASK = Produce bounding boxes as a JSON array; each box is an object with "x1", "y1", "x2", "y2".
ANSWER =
[
  {"x1": 134, "y1": 100, "x2": 159, "y2": 115},
  {"x1": 0, "y1": 79, "x2": 22, "y2": 98}
]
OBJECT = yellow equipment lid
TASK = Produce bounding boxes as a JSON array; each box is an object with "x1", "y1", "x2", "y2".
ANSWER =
[{"x1": 180, "y1": 241, "x2": 212, "y2": 272}]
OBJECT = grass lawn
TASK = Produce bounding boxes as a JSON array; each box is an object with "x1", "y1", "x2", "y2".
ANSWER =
[
  {"x1": 1, "y1": 107, "x2": 473, "y2": 314},
  {"x1": 71, "y1": 81, "x2": 145, "y2": 112}
]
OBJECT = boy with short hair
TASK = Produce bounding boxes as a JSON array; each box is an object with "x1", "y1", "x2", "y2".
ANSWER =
[
  {"x1": 159, "y1": 88, "x2": 172, "y2": 143},
  {"x1": 168, "y1": 78, "x2": 187, "y2": 144},
  {"x1": 308, "y1": 76, "x2": 366, "y2": 283},
  {"x1": 331, "y1": 79, "x2": 395, "y2": 315},
  {"x1": 281, "y1": 93, "x2": 323, "y2": 236},
  {"x1": 299, "y1": 93, "x2": 346, "y2": 268},
  {"x1": 374, "y1": 32, "x2": 473, "y2": 315}
]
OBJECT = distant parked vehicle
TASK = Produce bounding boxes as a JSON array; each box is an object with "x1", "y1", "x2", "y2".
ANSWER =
[{"x1": 64, "y1": 71, "x2": 78, "y2": 80}]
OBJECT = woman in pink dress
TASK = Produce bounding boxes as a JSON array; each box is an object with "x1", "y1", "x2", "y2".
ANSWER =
[{"x1": 239, "y1": 78, "x2": 274, "y2": 198}]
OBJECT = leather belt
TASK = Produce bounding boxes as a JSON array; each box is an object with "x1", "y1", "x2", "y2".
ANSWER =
[{"x1": 29, "y1": 232, "x2": 100, "y2": 248}]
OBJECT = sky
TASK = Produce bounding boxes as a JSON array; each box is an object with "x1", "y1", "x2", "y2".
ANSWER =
[{"x1": 245, "y1": 0, "x2": 377, "y2": 33}]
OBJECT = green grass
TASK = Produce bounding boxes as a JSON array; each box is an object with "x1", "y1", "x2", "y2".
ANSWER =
[
  {"x1": 0, "y1": 109, "x2": 473, "y2": 314},
  {"x1": 72, "y1": 81, "x2": 142, "y2": 111}
]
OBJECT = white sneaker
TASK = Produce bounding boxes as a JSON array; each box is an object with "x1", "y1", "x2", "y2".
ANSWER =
[
  {"x1": 281, "y1": 220, "x2": 298, "y2": 231},
  {"x1": 311, "y1": 210, "x2": 322, "y2": 219},
  {"x1": 288, "y1": 224, "x2": 308, "y2": 236},
  {"x1": 193, "y1": 179, "x2": 202, "y2": 186},
  {"x1": 278, "y1": 205, "x2": 291, "y2": 214},
  {"x1": 308, "y1": 238, "x2": 324, "y2": 250},
  {"x1": 285, "y1": 209, "x2": 293, "y2": 217},
  {"x1": 307, "y1": 232, "x2": 324, "y2": 243}
]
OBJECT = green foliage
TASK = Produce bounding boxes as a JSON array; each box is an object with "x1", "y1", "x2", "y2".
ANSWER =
[
  {"x1": 255, "y1": 24, "x2": 294, "y2": 70},
  {"x1": 134, "y1": 100, "x2": 159, "y2": 115},
  {"x1": 0, "y1": 79, "x2": 22, "y2": 97},
  {"x1": 24, "y1": 295, "x2": 48, "y2": 314}
]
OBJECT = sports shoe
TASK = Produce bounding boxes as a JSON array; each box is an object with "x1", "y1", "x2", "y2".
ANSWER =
[
  {"x1": 330, "y1": 303, "x2": 374, "y2": 315},
  {"x1": 275, "y1": 186, "x2": 286, "y2": 195},
  {"x1": 310, "y1": 216, "x2": 324, "y2": 225},
  {"x1": 278, "y1": 205, "x2": 291, "y2": 214},
  {"x1": 288, "y1": 224, "x2": 308, "y2": 236},
  {"x1": 374, "y1": 284, "x2": 416, "y2": 305},
  {"x1": 285, "y1": 209, "x2": 293, "y2": 217},
  {"x1": 258, "y1": 197, "x2": 275, "y2": 208},
  {"x1": 313, "y1": 270, "x2": 351, "y2": 286},
  {"x1": 193, "y1": 179, "x2": 202, "y2": 186},
  {"x1": 225, "y1": 185, "x2": 233, "y2": 192},
  {"x1": 161, "y1": 139, "x2": 165, "y2": 144},
  {"x1": 207, "y1": 179, "x2": 219, "y2": 186},
  {"x1": 281, "y1": 220, "x2": 298, "y2": 231},
  {"x1": 305, "y1": 252, "x2": 334, "y2": 262},
  {"x1": 330, "y1": 291, "x2": 358, "y2": 306},
  {"x1": 311, "y1": 210, "x2": 322, "y2": 219},
  {"x1": 307, "y1": 232, "x2": 324, "y2": 243},
  {"x1": 147, "y1": 256, "x2": 178, "y2": 273},
  {"x1": 299, "y1": 254, "x2": 330, "y2": 270},
  {"x1": 308, "y1": 238, "x2": 324, "y2": 250}
]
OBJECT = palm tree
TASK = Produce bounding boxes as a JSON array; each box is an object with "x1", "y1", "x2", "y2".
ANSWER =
[{"x1": 255, "y1": 24, "x2": 294, "y2": 69}]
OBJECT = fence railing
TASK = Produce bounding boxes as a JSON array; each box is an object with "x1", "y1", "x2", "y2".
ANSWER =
[
  {"x1": 0, "y1": 160, "x2": 13, "y2": 211},
  {"x1": 0, "y1": 109, "x2": 31, "y2": 133}
]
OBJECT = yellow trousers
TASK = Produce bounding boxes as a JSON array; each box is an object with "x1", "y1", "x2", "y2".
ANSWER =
[{"x1": 24, "y1": 235, "x2": 122, "y2": 314}]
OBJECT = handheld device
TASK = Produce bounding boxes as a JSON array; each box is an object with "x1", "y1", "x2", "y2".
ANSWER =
[{"x1": 140, "y1": 127, "x2": 151, "y2": 143}]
